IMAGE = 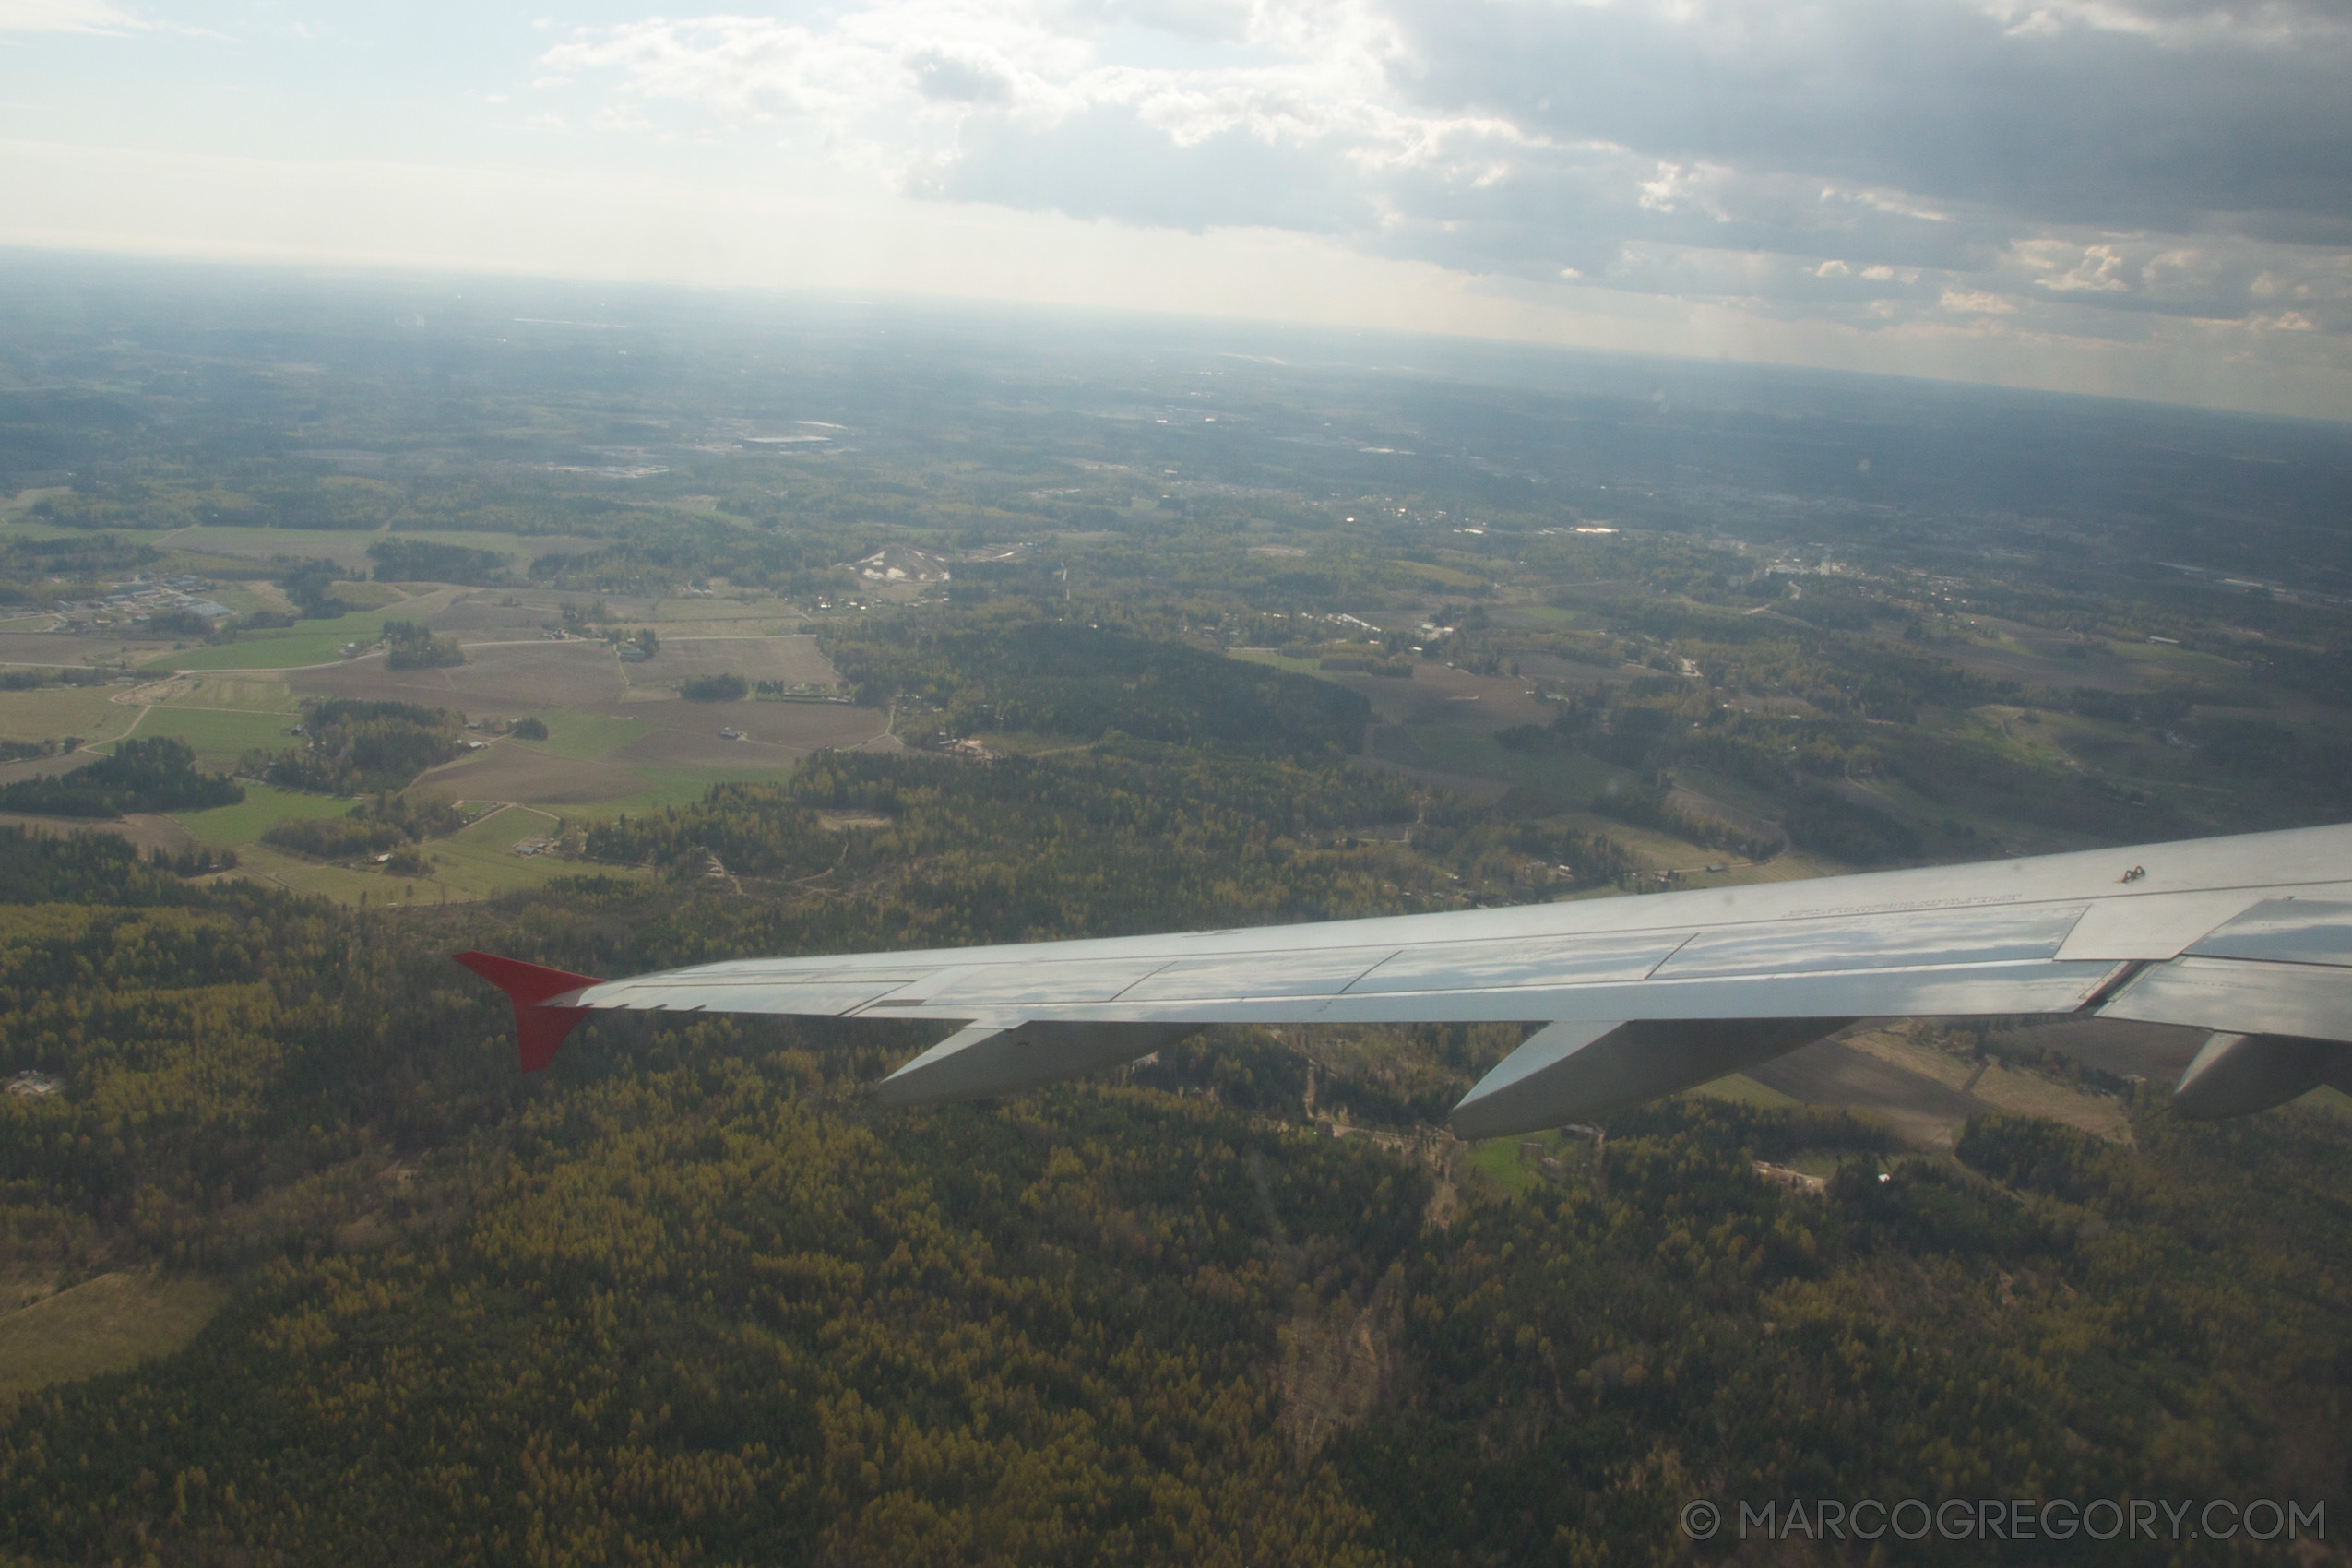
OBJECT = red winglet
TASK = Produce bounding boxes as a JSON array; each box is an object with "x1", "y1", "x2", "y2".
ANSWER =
[{"x1": 452, "y1": 951, "x2": 606, "y2": 1072}]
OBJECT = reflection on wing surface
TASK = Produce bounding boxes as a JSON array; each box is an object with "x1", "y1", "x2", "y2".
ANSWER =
[
  {"x1": 1656, "y1": 904, "x2": 2088, "y2": 979},
  {"x1": 1345, "y1": 931, "x2": 1689, "y2": 993},
  {"x1": 1118, "y1": 948, "x2": 1399, "y2": 1001},
  {"x1": 2186, "y1": 900, "x2": 2352, "y2": 967}
]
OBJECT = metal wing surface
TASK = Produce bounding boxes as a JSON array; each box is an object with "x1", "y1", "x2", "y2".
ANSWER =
[{"x1": 457, "y1": 822, "x2": 2352, "y2": 1136}]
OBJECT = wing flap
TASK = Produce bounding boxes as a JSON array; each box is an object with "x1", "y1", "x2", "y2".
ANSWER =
[
  {"x1": 2172, "y1": 1031, "x2": 2352, "y2": 1119},
  {"x1": 2056, "y1": 890, "x2": 2268, "y2": 961},
  {"x1": 2099, "y1": 956, "x2": 2352, "y2": 1041},
  {"x1": 2186, "y1": 899, "x2": 2352, "y2": 967},
  {"x1": 581, "y1": 981, "x2": 927, "y2": 1016},
  {"x1": 867, "y1": 960, "x2": 1173, "y2": 1010},
  {"x1": 1451, "y1": 1017, "x2": 1853, "y2": 1139},
  {"x1": 852, "y1": 956, "x2": 2128, "y2": 1026},
  {"x1": 870, "y1": 1020, "x2": 1189, "y2": 1106}
]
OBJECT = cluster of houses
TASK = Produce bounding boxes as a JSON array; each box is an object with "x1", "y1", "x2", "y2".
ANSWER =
[
  {"x1": 5, "y1": 1070, "x2": 61, "y2": 1099},
  {"x1": 53, "y1": 575, "x2": 232, "y2": 632}
]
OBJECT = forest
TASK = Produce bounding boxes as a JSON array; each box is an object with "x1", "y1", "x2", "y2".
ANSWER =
[
  {"x1": 823, "y1": 618, "x2": 1373, "y2": 760},
  {"x1": 0, "y1": 824, "x2": 2340, "y2": 1565},
  {"x1": 242, "y1": 701, "x2": 467, "y2": 797},
  {"x1": 0, "y1": 739, "x2": 242, "y2": 818},
  {"x1": 582, "y1": 742, "x2": 1629, "y2": 948}
]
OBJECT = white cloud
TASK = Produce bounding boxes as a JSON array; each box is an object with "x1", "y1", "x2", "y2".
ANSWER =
[
  {"x1": 511, "y1": 0, "x2": 2352, "y2": 399},
  {"x1": 2025, "y1": 241, "x2": 2132, "y2": 291},
  {"x1": 539, "y1": 0, "x2": 1523, "y2": 189},
  {"x1": 0, "y1": 0, "x2": 141, "y2": 32}
]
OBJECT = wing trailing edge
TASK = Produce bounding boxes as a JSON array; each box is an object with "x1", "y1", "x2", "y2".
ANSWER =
[
  {"x1": 1451, "y1": 1017, "x2": 1857, "y2": 1139},
  {"x1": 871, "y1": 1021, "x2": 1191, "y2": 1107}
]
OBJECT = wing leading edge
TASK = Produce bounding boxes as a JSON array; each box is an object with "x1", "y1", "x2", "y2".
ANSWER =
[{"x1": 456, "y1": 822, "x2": 2352, "y2": 1135}]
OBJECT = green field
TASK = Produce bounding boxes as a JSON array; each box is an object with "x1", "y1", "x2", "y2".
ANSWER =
[
  {"x1": 650, "y1": 595, "x2": 804, "y2": 624},
  {"x1": 224, "y1": 842, "x2": 422, "y2": 904},
  {"x1": 119, "y1": 706, "x2": 298, "y2": 769},
  {"x1": 147, "y1": 609, "x2": 406, "y2": 672},
  {"x1": 1783, "y1": 1150, "x2": 1881, "y2": 1181},
  {"x1": 0, "y1": 512, "x2": 85, "y2": 543},
  {"x1": 1227, "y1": 647, "x2": 1332, "y2": 678},
  {"x1": 563, "y1": 766, "x2": 828, "y2": 820},
  {"x1": 146, "y1": 722, "x2": 768, "y2": 903},
  {"x1": 1684, "y1": 1073, "x2": 1800, "y2": 1109},
  {"x1": 0, "y1": 1273, "x2": 230, "y2": 1402},
  {"x1": 1463, "y1": 1136, "x2": 1544, "y2": 1196},
  {"x1": 147, "y1": 526, "x2": 382, "y2": 570},
  {"x1": 171, "y1": 778, "x2": 650, "y2": 907},
  {"x1": 1383, "y1": 723, "x2": 1621, "y2": 800},
  {"x1": 384, "y1": 529, "x2": 573, "y2": 563},
  {"x1": 1396, "y1": 561, "x2": 1488, "y2": 588},
  {"x1": 1493, "y1": 604, "x2": 1586, "y2": 630},
  {"x1": 165, "y1": 674, "x2": 300, "y2": 713},
  {"x1": 229, "y1": 806, "x2": 647, "y2": 907},
  {"x1": 529, "y1": 707, "x2": 651, "y2": 761},
  {"x1": 172, "y1": 784, "x2": 353, "y2": 849},
  {"x1": 404, "y1": 805, "x2": 616, "y2": 899},
  {"x1": 0, "y1": 686, "x2": 132, "y2": 745},
  {"x1": 150, "y1": 525, "x2": 587, "y2": 570},
  {"x1": 2107, "y1": 637, "x2": 2253, "y2": 683}
]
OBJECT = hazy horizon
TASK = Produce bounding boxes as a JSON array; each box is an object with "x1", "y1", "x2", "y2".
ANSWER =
[
  {"x1": 7, "y1": 244, "x2": 2349, "y2": 438},
  {"x1": 5, "y1": 0, "x2": 2349, "y2": 422}
]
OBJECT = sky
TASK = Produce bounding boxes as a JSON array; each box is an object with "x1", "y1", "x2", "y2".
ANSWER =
[{"x1": 2, "y1": 0, "x2": 2348, "y2": 419}]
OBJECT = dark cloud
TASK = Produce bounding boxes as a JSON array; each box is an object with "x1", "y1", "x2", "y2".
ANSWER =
[
  {"x1": 1389, "y1": 0, "x2": 2352, "y2": 239},
  {"x1": 552, "y1": 0, "x2": 2352, "y2": 339}
]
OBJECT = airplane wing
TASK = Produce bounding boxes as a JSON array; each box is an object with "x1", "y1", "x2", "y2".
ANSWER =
[{"x1": 456, "y1": 822, "x2": 2352, "y2": 1137}]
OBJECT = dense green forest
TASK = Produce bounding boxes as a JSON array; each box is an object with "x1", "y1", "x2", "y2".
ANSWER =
[
  {"x1": 0, "y1": 781, "x2": 2344, "y2": 1563},
  {"x1": 383, "y1": 621, "x2": 466, "y2": 671},
  {"x1": 824, "y1": 618, "x2": 1372, "y2": 760},
  {"x1": 261, "y1": 794, "x2": 468, "y2": 862},
  {"x1": 584, "y1": 744, "x2": 1625, "y2": 946},
  {"x1": 242, "y1": 701, "x2": 467, "y2": 797},
  {"x1": 0, "y1": 739, "x2": 242, "y2": 818}
]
